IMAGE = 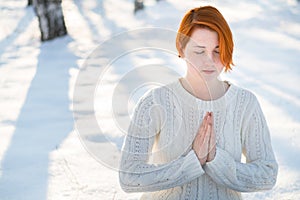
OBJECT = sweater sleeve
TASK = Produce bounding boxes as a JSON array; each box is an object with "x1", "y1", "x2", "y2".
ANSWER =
[
  {"x1": 203, "y1": 95, "x2": 278, "y2": 192},
  {"x1": 119, "y1": 91, "x2": 204, "y2": 193}
]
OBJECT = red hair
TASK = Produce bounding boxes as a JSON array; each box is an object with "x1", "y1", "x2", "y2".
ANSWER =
[{"x1": 176, "y1": 6, "x2": 234, "y2": 71}]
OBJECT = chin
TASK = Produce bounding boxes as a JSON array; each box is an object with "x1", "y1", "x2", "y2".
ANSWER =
[{"x1": 200, "y1": 73, "x2": 220, "y2": 82}]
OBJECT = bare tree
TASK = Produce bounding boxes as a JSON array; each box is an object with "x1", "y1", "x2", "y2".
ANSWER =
[
  {"x1": 134, "y1": 0, "x2": 144, "y2": 13},
  {"x1": 32, "y1": 0, "x2": 67, "y2": 41},
  {"x1": 134, "y1": 0, "x2": 163, "y2": 14}
]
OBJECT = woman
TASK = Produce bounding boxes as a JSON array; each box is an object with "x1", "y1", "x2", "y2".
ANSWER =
[{"x1": 119, "y1": 5, "x2": 278, "y2": 200}]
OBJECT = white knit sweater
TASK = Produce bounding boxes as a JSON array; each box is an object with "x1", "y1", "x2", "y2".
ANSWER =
[{"x1": 119, "y1": 79, "x2": 278, "y2": 200}]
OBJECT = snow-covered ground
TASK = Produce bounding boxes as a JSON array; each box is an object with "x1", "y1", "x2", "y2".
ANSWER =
[{"x1": 0, "y1": 0, "x2": 300, "y2": 199}]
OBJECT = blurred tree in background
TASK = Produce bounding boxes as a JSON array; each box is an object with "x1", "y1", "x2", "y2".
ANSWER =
[
  {"x1": 28, "y1": 0, "x2": 165, "y2": 40},
  {"x1": 134, "y1": 0, "x2": 162, "y2": 14},
  {"x1": 29, "y1": 0, "x2": 67, "y2": 41},
  {"x1": 134, "y1": 0, "x2": 144, "y2": 13}
]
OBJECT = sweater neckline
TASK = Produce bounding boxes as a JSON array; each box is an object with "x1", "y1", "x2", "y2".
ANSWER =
[{"x1": 172, "y1": 78, "x2": 237, "y2": 110}]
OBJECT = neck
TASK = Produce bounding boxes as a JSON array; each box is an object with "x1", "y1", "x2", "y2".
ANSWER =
[{"x1": 180, "y1": 74, "x2": 228, "y2": 101}]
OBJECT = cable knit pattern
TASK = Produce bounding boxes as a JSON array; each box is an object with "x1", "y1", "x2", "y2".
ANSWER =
[{"x1": 119, "y1": 79, "x2": 278, "y2": 200}]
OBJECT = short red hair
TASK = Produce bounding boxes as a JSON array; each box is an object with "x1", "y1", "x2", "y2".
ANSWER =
[{"x1": 176, "y1": 6, "x2": 234, "y2": 71}]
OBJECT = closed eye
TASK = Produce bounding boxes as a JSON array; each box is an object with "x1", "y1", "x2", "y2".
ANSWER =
[
  {"x1": 214, "y1": 46, "x2": 220, "y2": 54},
  {"x1": 194, "y1": 51, "x2": 204, "y2": 55}
]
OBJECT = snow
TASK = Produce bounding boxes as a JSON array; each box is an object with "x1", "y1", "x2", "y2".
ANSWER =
[{"x1": 0, "y1": 0, "x2": 300, "y2": 199}]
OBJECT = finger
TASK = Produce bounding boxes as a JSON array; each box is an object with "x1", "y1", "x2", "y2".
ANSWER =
[
  {"x1": 196, "y1": 113, "x2": 209, "y2": 140},
  {"x1": 207, "y1": 112, "x2": 212, "y2": 125},
  {"x1": 208, "y1": 122, "x2": 216, "y2": 149},
  {"x1": 199, "y1": 123, "x2": 211, "y2": 159},
  {"x1": 193, "y1": 112, "x2": 211, "y2": 161},
  {"x1": 194, "y1": 123, "x2": 210, "y2": 158},
  {"x1": 205, "y1": 123, "x2": 212, "y2": 144},
  {"x1": 197, "y1": 112, "x2": 212, "y2": 138},
  {"x1": 193, "y1": 119, "x2": 207, "y2": 146},
  {"x1": 209, "y1": 112, "x2": 215, "y2": 147},
  {"x1": 196, "y1": 121, "x2": 208, "y2": 146},
  {"x1": 208, "y1": 132, "x2": 216, "y2": 153},
  {"x1": 207, "y1": 146, "x2": 216, "y2": 161},
  {"x1": 207, "y1": 147, "x2": 216, "y2": 161},
  {"x1": 210, "y1": 112, "x2": 214, "y2": 126},
  {"x1": 207, "y1": 125, "x2": 216, "y2": 161}
]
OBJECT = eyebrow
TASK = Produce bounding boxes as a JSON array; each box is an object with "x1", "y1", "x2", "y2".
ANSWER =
[
  {"x1": 193, "y1": 45, "x2": 205, "y2": 48},
  {"x1": 193, "y1": 45, "x2": 219, "y2": 48}
]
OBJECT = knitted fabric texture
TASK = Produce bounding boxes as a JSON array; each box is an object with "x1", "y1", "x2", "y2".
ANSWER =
[{"x1": 119, "y1": 79, "x2": 278, "y2": 200}]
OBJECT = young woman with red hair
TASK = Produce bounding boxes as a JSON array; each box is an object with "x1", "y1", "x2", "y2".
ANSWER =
[{"x1": 119, "y1": 6, "x2": 278, "y2": 199}]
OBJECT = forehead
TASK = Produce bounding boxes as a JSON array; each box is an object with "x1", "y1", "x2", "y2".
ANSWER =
[{"x1": 189, "y1": 27, "x2": 219, "y2": 47}]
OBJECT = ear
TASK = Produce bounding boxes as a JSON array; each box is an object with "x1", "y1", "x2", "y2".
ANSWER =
[{"x1": 178, "y1": 43, "x2": 185, "y2": 58}]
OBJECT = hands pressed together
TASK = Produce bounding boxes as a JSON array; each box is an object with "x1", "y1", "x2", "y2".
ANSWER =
[{"x1": 192, "y1": 112, "x2": 216, "y2": 166}]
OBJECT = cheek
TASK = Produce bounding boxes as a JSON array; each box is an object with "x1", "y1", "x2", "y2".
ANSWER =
[
  {"x1": 184, "y1": 53, "x2": 206, "y2": 67},
  {"x1": 213, "y1": 55, "x2": 224, "y2": 69},
  {"x1": 215, "y1": 61, "x2": 224, "y2": 72}
]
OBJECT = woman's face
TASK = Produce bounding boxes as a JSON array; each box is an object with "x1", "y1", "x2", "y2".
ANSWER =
[{"x1": 183, "y1": 28, "x2": 224, "y2": 81}]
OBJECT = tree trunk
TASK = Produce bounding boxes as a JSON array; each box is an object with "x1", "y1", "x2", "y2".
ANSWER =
[
  {"x1": 28, "y1": 0, "x2": 33, "y2": 6},
  {"x1": 33, "y1": 0, "x2": 67, "y2": 41},
  {"x1": 134, "y1": 0, "x2": 144, "y2": 14}
]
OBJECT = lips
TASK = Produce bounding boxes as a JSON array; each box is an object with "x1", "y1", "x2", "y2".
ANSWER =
[{"x1": 202, "y1": 69, "x2": 215, "y2": 74}]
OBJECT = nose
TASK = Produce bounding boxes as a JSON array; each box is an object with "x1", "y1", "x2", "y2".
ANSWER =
[{"x1": 204, "y1": 52, "x2": 215, "y2": 66}]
